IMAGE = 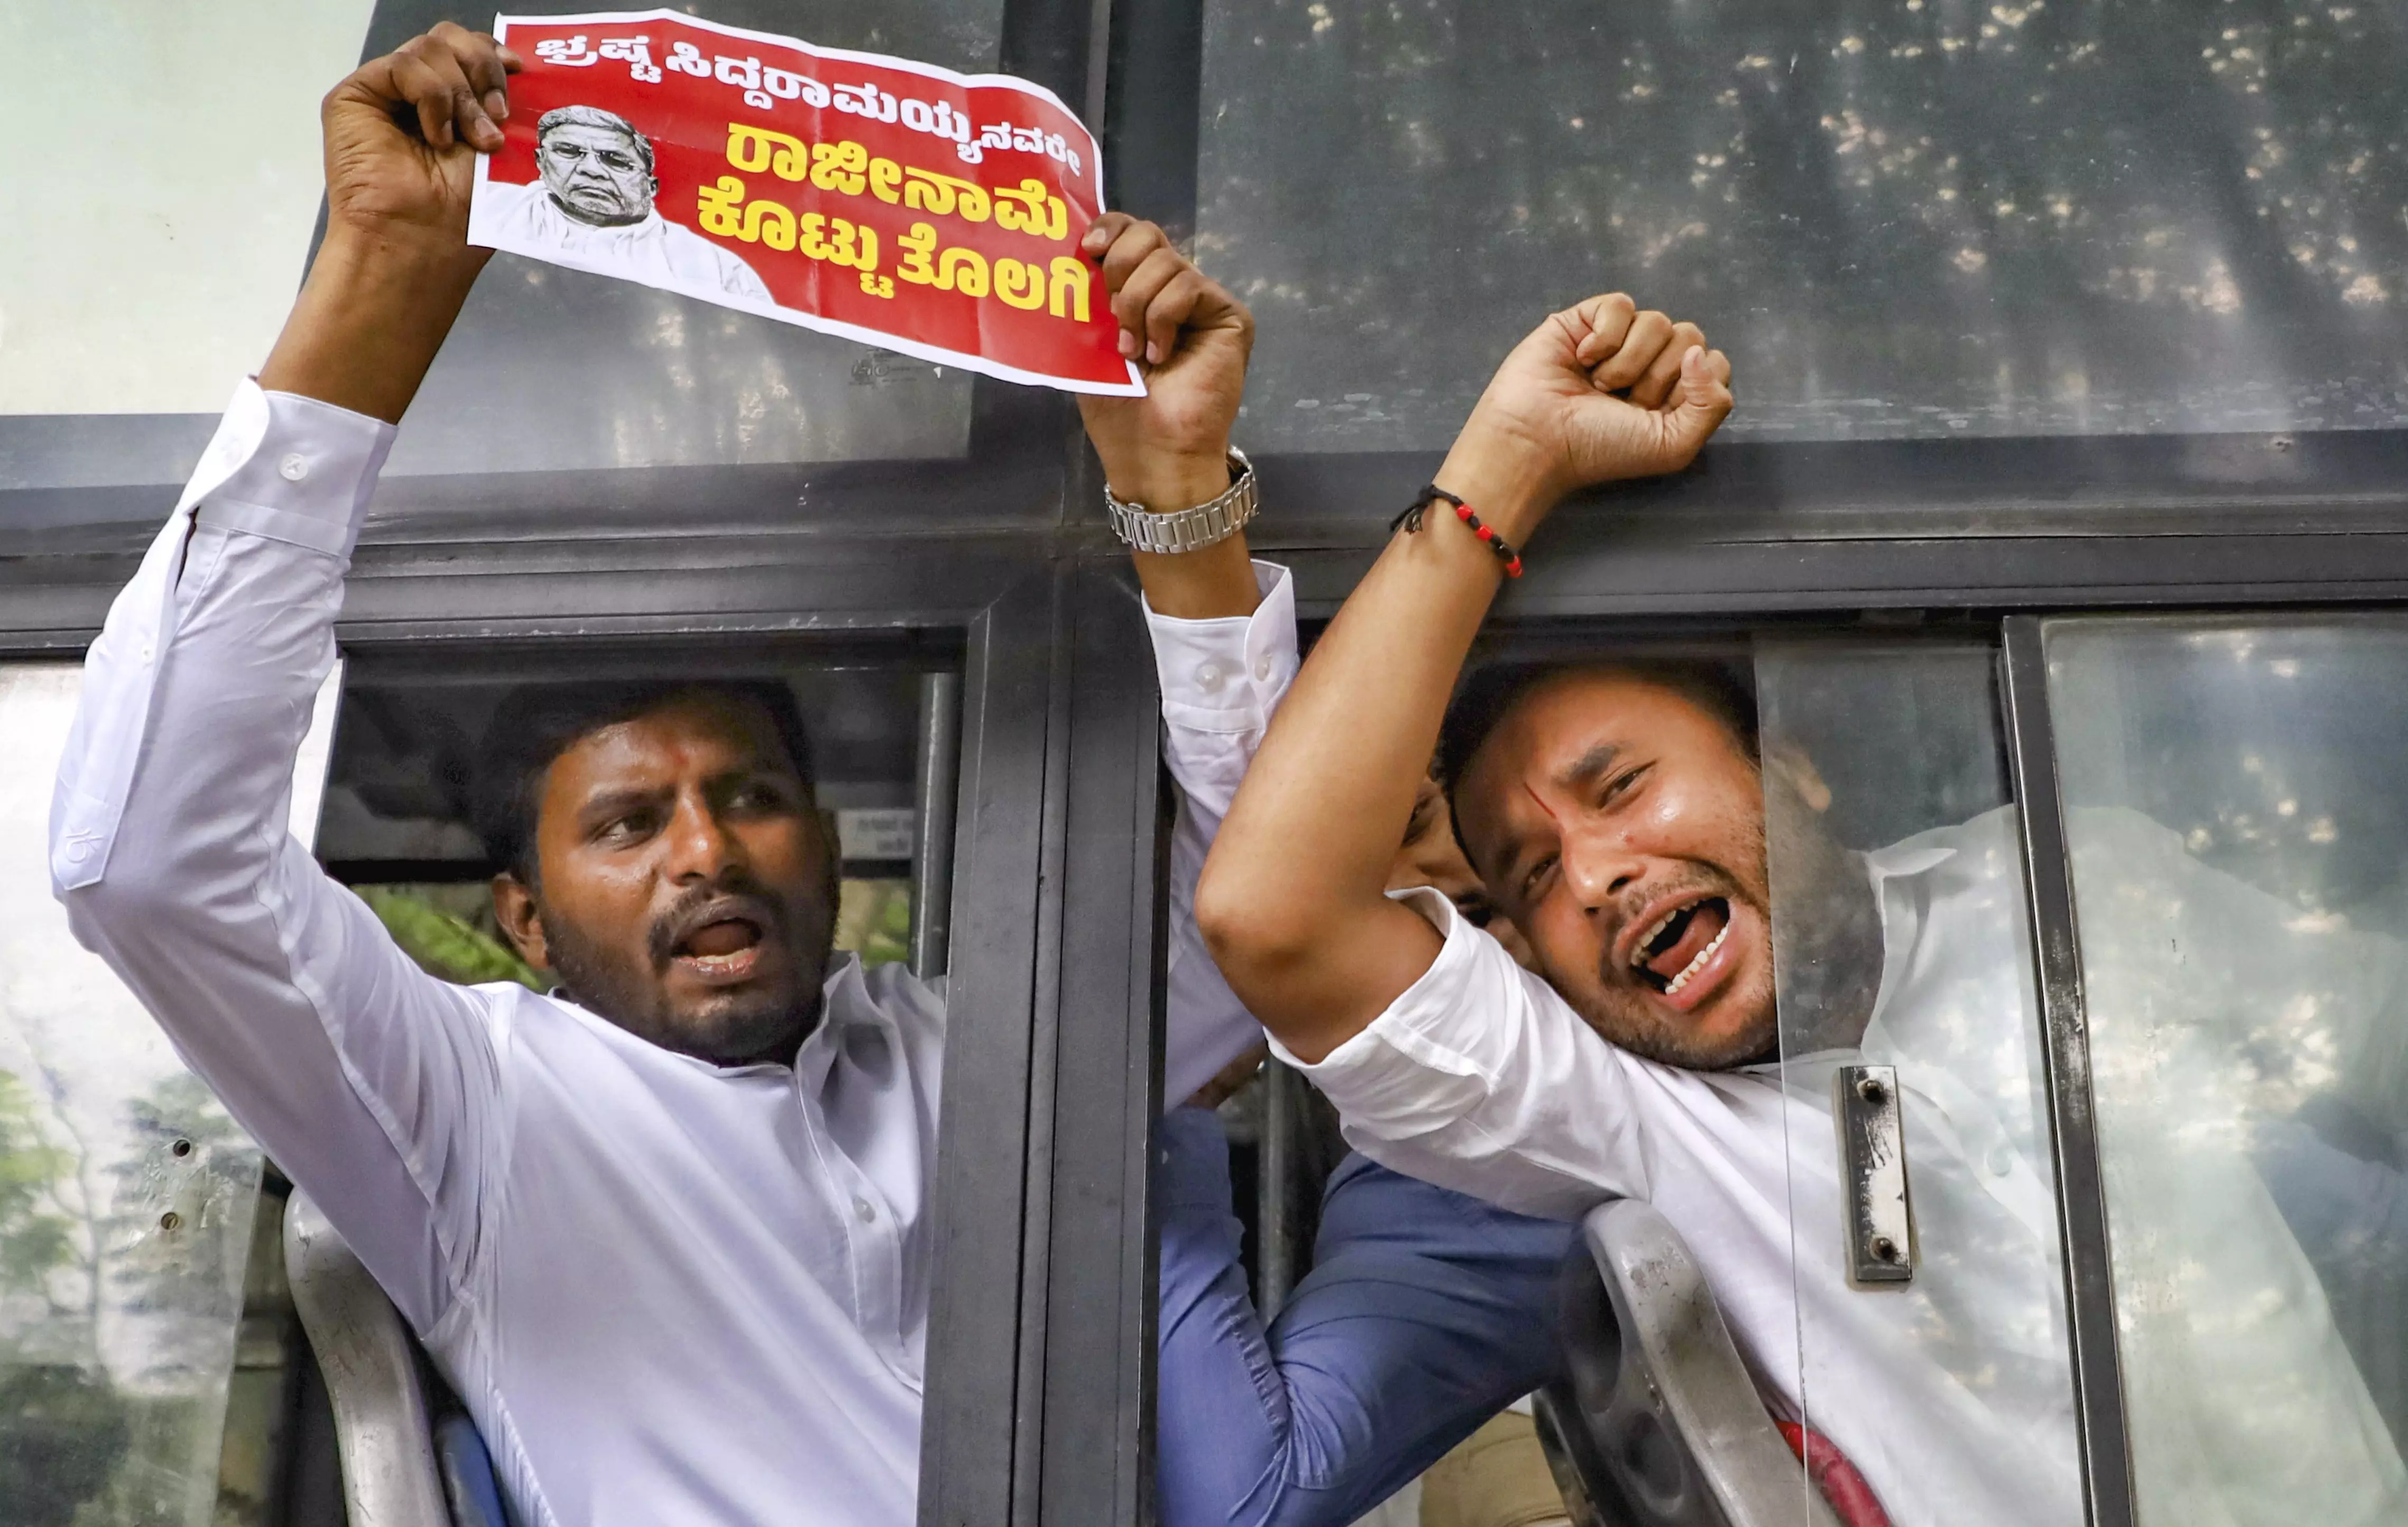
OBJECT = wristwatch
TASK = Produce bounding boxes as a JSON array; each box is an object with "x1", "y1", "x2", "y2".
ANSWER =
[{"x1": 1104, "y1": 447, "x2": 1257, "y2": 554}]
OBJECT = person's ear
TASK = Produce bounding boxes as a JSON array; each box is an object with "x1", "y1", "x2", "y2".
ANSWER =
[
  {"x1": 1763, "y1": 739, "x2": 1833, "y2": 814},
  {"x1": 490, "y1": 871, "x2": 553, "y2": 971}
]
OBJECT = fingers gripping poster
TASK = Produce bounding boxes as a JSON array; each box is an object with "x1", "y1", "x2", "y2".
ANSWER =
[{"x1": 470, "y1": 11, "x2": 1144, "y2": 395}]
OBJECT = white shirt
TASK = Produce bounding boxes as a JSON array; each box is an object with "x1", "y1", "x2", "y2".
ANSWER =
[
  {"x1": 474, "y1": 179, "x2": 774, "y2": 303},
  {"x1": 49, "y1": 382, "x2": 1299, "y2": 1526},
  {"x1": 1282, "y1": 805, "x2": 2408, "y2": 1527}
]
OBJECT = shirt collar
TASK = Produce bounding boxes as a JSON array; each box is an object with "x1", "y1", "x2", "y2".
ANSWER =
[
  {"x1": 1739, "y1": 837, "x2": 1959, "y2": 1076},
  {"x1": 791, "y1": 953, "x2": 878, "y2": 1096},
  {"x1": 1857, "y1": 837, "x2": 1960, "y2": 1054}
]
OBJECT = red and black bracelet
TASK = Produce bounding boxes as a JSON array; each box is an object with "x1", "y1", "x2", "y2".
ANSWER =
[{"x1": 1390, "y1": 484, "x2": 1524, "y2": 578}]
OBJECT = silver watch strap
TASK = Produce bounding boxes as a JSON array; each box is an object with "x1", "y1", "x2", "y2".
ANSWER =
[{"x1": 1104, "y1": 448, "x2": 1257, "y2": 555}]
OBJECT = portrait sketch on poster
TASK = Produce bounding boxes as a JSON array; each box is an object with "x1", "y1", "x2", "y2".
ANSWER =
[{"x1": 468, "y1": 10, "x2": 1144, "y2": 396}]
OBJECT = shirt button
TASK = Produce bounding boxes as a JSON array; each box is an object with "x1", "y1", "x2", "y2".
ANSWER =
[
  {"x1": 853, "y1": 1197, "x2": 877, "y2": 1223},
  {"x1": 1985, "y1": 1141, "x2": 2016, "y2": 1179},
  {"x1": 1253, "y1": 656, "x2": 1274, "y2": 682},
  {"x1": 1194, "y1": 660, "x2": 1227, "y2": 694},
  {"x1": 277, "y1": 452, "x2": 310, "y2": 482}
]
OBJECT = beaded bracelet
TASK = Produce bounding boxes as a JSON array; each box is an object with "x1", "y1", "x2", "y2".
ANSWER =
[{"x1": 1390, "y1": 484, "x2": 1524, "y2": 578}]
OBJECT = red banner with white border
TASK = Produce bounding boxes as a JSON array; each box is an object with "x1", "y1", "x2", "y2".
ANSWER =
[{"x1": 469, "y1": 10, "x2": 1143, "y2": 395}]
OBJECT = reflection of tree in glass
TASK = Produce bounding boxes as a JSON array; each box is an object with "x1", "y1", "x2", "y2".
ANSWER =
[
  {"x1": 0, "y1": 1365, "x2": 130, "y2": 1527},
  {"x1": 359, "y1": 883, "x2": 546, "y2": 989},
  {"x1": 1201, "y1": 0, "x2": 2408, "y2": 444},
  {"x1": 0, "y1": 1075, "x2": 74, "y2": 1303},
  {"x1": 0, "y1": 1063, "x2": 258, "y2": 1526},
  {"x1": 837, "y1": 878, "x2": 914, "y2": 969}
]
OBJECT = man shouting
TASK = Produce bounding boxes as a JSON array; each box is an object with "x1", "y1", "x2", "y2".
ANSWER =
[
  {"x1": 1197, "y1": 291, "x2": 2408, "y2": 1524},
  {"x1": 53, "y1": 23, "x2": 1284, "y2": 1525}
]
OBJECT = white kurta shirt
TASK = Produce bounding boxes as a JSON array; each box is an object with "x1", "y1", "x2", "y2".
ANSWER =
[
  {"x1": 474, "y1": 179, "x2": 774, "y2": 302},
  {"x1": 1282, "y1": 805, "x2": 2408, "y2": 1527},
  {"x1": 49, "y1": 383, "x2": 1298, "y2": 1526}
]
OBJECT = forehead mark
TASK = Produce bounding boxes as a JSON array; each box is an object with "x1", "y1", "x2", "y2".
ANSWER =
[{"x1": 1521, "y1": 779, "x2": 1560, "y2": 826}]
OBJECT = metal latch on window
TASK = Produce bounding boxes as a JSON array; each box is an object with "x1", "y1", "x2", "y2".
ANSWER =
[{"x1": 1835, "y1": 1065, "x2": 1915, "y2": 1287}]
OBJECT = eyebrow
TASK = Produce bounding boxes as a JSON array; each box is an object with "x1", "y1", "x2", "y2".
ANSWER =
[
  {"x1": 1553, "y1": 741, "x2": 1624, "y2": 791},
  {"x1": 576, "y1": 785, "x2": 668, "y2": 825}
]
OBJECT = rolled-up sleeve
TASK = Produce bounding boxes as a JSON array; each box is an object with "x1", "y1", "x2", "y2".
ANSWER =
[
  {"x1": 1150, "y1": 562, "x2": 1298, "y2": 1106},
  {"x1": 1272, "y1": 887, "x2": 1653, "y2": 1221}
]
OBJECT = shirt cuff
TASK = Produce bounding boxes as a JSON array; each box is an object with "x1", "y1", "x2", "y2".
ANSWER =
[
  {"x1": 190, "y1": 379, "x2": 398, "y2": 559},
  {"x1": 1144, "y1": 561, "x2": 1298, "y2": 730}
]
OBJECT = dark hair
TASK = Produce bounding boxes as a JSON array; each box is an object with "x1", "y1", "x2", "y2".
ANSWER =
[
  {"x1": 1435, "y1": 657, "x2": 1759, "y2": 804},
  {"x1": 474, "y1": 681, "x2": 815, "y2": 882}
]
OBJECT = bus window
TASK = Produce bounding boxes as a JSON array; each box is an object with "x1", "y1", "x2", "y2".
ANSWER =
[
  {"x1": 1758, "y1": 638, "x2": 2081, "y2": 1524},
  {"x1": 0, "y1": 663, "x2": 336, "y2": 1527},
  {"x1": 7, "y1": 0, "x2": 1007, "y2": 544},
  {"x1": 1199, "y1": 0, "x2": 2408, "y2": 449},
  {"x1": 2048, "y1": 616, "x2": 2408, "y2": 1522},
  {"x1": 320, "y1": 660, "x2": 960, "y2": 985}
]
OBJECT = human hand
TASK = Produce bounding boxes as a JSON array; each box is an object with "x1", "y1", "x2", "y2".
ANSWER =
[
  {"x1": 320, "y1": 23, "x2": 522, "y2": 263},
  {"x1": 1442, "y1": 295, "x2": 1733, "y2": 540},
  {"x1": 1075, "y1": 215, "x2": 1255, "y2": 513}
]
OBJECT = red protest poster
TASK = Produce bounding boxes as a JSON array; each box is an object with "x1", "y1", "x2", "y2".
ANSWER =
[{"x1": 468, "y1": 10, "x2": 1143, "y2": 395}]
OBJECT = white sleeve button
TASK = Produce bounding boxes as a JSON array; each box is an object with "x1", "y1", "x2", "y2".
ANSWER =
[
  {"x1": 277, "y1": 453, "x2": 310, "y2": 482},
  {"x1": 1194, "y1": 660, "x2": 1227, "y2": 694},
  {"x1": 853, "y1": 1197, "x2": 878, "y2": 1223}
]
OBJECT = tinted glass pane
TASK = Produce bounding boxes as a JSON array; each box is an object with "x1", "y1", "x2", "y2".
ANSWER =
[
  {"x1": 6, "y1": 0, "x2": 1002, "y2": 511},
  {"x1": 1200, "y1": 0, "x2": 2408, "y2": 448},
  {"x1": 320, "y1": 658, "x2": 957, "y2": 976},
  {"x1": 1757, "y1": 641, "x2": 2079, "y2": 1524},
  {"x1": 2046, "y1": 617, "x2": 2408, "y2": 1522},
  {"x1": 0, "y1": 664, "x2": 336, "y2": 1527}
]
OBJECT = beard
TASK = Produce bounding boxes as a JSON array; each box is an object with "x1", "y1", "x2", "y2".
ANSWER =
[
  {"x1": 538, "y1": 870, "x2": 834, "y2": 1066},
  {"x1": 1557, "y1": 861, "x2": 1782, "y2": 1072}
]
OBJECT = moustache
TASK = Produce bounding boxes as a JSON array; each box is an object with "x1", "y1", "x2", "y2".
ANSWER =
[{"x1": 646, "y1": 876, "x2": 785, "y2": 969}]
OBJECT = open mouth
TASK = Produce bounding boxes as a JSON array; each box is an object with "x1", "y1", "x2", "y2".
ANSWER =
[
  {"x1": 671, "y1": 916, "x2": 766, "y2": 980},
  {"x1": 1627, "y1": 896, "x2": 1732, "y2": 998}
]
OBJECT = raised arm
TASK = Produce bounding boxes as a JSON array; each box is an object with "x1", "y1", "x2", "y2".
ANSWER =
[
  {"x1": 50, "y1": 27, "x2": 523, "y2": 1332},
  {"x1": 1077, "y1": 211, "x2": 1262, "y2": 622},
  {"x1": 1075, "y1": 217, "x2": 1304, "y2": 1101},
  {"x1": 1196, "y1": 299, "x2": 1731, "y2": 1060}
]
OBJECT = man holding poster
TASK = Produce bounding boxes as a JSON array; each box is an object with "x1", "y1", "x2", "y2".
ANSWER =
[{"x1": 43, "y1": 20, "x2": 1309, "y2": 1526}]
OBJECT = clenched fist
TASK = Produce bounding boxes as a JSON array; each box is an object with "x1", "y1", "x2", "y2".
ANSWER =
[
  {"x1": 321, "y1": 23, "x2": 522, "y2": 260},
  {"x1": 1442, "y1": 295, "x2": 1734, "y2": 542},
  {"x1": 1074, "y1": 214, "x2": 1254, "y2": 517}
]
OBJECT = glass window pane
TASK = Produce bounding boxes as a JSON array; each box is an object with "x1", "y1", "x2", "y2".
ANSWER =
[
  {"x1": 1200, "y1": 0, "x2": 2408, "y2": 448},
  {"x1": 2046, "y1": 616, "x2": 2408, "y2": 1522},
  {"x1": 320, "y1": 657, "x2": 957, "y2": 977},
  {"x1": 1757, "y1": 640, "x2": 2081, "y2": 1524},
  {"x1": 0, "y1": 664, "x2": 336, "y2": 1527},
  {"x1": 7, "y1": 0, "x2": 1003, "y2": 511}
]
